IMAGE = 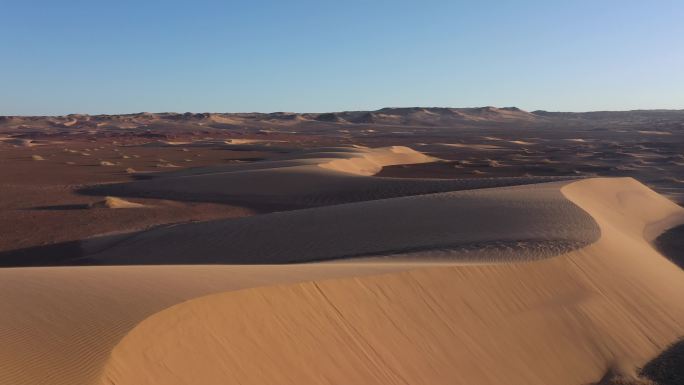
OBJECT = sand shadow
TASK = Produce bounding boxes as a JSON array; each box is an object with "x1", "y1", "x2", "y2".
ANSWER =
[
  {"x1": 589, "y1": 338, "x2": 683, "y2": 385},
  {"x1": 654, "y1": 224, "x2": 684, "y2": 269},
  {"x1": 0, "y1": 241, "x2": 92, "y2": 267},
  {"x1": 640, "y1": 338, "x2": 684, "y2": 385}
]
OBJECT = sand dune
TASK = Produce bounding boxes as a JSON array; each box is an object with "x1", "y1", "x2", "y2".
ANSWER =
[
  {"x1": 79, "y1": 181, "x2": 598, "y2": 264},
  {"x1": 89, "y1": 196, "x2": 145, "y2": 209},
  {"x1": 1, "y1": 141, "x2": 683, "y2": 385},
  {"x1": 0, "y1": 177, "x2": 682, "y2": 385},
  {"x1": 96, "y1": 178, "x2": 684, "y2": 385},
  {"x1": 67, "y1": 146, "x2": 591, "y2": 265},
  {"x1": 83, "y1": 146, "x2": 576, "y2": 207},
  {"x1": 123, "y1": 146, "x2": 434, "y2": 179}
]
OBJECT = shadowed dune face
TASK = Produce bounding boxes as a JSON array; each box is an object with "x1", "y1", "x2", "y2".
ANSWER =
[
  {"x1": 78, "y1": 181, "x2": 599, "y2": 265},
  {"x1": 654, "y1": 225, "x2": 684, "y2": 269},
  {"x1": 639, "y1": 338, "x2": 684, "y2": 385}
]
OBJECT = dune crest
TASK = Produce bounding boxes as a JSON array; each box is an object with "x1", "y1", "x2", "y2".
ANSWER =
[
  {"x1": 89, "y1": 197, "x2": 145, "y2": 209},
  {"x1": 317, "y1": 146, "x2": 438, "y2": 176}
]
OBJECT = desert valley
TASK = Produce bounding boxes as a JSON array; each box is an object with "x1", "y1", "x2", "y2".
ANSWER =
[{"x1": 0, "y1": 107, "x2": 683, "y2": 385}]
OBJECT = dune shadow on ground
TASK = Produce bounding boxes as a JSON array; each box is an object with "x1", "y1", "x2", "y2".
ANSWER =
[
  {"x1": 588, "y1": 338, "x2": 683, "y2": 385},
  {"x1": 640, "y1": 338, "x2": 684, "y2": 385},
  {"x1": 654, "y1": 224, "x2": 684, "y2": 269},
  {"x1": 0, "y1": 241, "x2": 88, "y2": 267}
]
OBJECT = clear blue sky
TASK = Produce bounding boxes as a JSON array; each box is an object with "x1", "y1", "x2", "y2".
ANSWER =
[{"x1": 2, "y1": 1, "x2": 683, "y2": 115}]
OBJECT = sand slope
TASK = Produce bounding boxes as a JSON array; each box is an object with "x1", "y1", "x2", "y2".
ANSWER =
[
  {"x1": 0, "y1": 263, "x2": 421, "y2": 385},
  {"x1": 0, "y1": 177, "x2": 683, "y2": 385},
  {"x1": 96, "y1": 178, "x2": 684, "y2": 385}
]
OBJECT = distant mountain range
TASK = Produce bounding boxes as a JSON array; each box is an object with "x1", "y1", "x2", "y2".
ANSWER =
[{"x1": 2, "y1": 107, "x2": 684, "y2": 132}]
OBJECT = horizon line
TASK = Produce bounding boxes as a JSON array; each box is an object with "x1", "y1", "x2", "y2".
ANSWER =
[{"x1": 4, "y1": 106, "x2": 684, "y2": 117}]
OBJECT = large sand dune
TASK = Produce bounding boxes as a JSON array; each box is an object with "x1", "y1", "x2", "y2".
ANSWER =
[
  {"x1": 96, "y1": 178, "x2": 684, "y2": 385},
  {"x1": 1, "y1": 176, "x2": 683, "y2": 385}
]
